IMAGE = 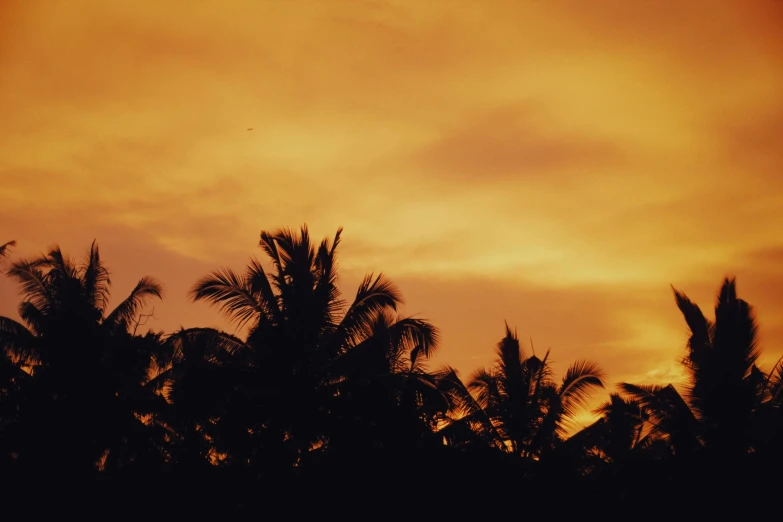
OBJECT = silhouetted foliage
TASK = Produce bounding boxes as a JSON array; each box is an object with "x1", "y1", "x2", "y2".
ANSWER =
[
  {"x1": 1, "y1": 230, "x2": 782, "y2": 515},
  {"x1": 0, "y1": 241, "x2": 166, "y2": 474},
  {"x1": 152, "y1": 225, "x2": 448, "y2": 476},
  {"x1": 438, "y1": 324, "x2": 604, "y2": 466},
  {"x1": 606, "y1": 279, "x2": 783, "y2": 461}
]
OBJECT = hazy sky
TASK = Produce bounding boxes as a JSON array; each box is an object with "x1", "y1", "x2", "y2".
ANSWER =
[{"x1": 2, "y1": 0, "x2": 782, "y2": 426}]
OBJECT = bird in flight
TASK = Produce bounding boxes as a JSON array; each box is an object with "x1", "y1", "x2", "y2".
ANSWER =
[{"x1": 247, "y1": 127, "x2": 253, "y2": 131}]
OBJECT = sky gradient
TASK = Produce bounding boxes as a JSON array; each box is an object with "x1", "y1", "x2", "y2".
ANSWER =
[{"x1": 2, "y1": 0, "x2": 782, "y2": 427}]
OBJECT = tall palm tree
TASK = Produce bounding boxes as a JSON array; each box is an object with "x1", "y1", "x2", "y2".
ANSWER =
[
  {"x1": 618, "y1": 278, "x2": 783, "y2": 458},
  {"x1": 178, "y1": 225, "x2": 445, "y2": 473},
  {"x1": 0, "y1": 241, "x2": 166, "y2": 473},
  {"x1": 439, "y1": 324, "x2": 604, "y2": 462}
]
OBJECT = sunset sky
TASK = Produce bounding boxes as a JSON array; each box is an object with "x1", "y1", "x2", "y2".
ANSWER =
[{"x1": 2, "y1": 0, "x2": 782, "y2": 426}]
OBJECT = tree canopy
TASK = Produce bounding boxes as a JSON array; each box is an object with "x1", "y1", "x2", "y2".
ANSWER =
[{"x1": 1, "y1": 230, "x2": 781, "y2": 515}]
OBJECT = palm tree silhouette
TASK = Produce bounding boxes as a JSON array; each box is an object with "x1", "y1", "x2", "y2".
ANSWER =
[
  {"x1": 565, "y1": 392, "x2": 672, "y2": 472},
  {"x1": 0, "y1": 241, "x2": 166, "y2": 474},
  {"x1": 169, "y1": 225, "x2": 445, "y2": 474},
  {"x1": 5, "y1": 226, "x2": 783, "y2": 507},
  {"x1": 439, "y1": 324, "x2": 604, "y2": 463},
  {"x1": 614, "y1": 278, "x2": 783, "y2": 459}
]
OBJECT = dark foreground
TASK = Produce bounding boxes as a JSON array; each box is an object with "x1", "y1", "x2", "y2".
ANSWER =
[{"x1": 4, "y1": 449, "x2": 778, "y2": 519}]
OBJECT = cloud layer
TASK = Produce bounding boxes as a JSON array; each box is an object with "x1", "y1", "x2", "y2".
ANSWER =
[{"x1": 2, "y1": 0, "x2": 782, "y2": 425}]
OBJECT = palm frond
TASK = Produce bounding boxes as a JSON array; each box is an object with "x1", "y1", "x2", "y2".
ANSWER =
[
  {"x1": 619, "y1": 382, "x2": 670, "y2": 403},
  {"x1": 436, "y1": 366, "x2": 505, "y2": 449},
  {"x1": 273, "y1": 226, "x2": 319, "y2": 301},
  {"x1": 166, "y1": 327, "x2": 250, "y2": 361},
  {"x1": 190, "y1": 268, "x2": 263, "y2": 327},
  {"x1": 46, "y1": 246, "x2": 77, "y2": 278},
  {"x1": 328, "y1": 227, "x2": 343, "y2": 257},
  {"x1": 335, "y1": 273, "x2": 403, "y2": 348},
  {"x1": 258, "y1": 230, "x2": 284, "y2": 286},
  {"x1": 437, "y1": 366, "x2": 481, "y2": 414},
  {"x1": 672, "y1": 285, "x2": 713, "y2": 365},
  {"x1": 532, "y1": 348, "x2": 553, "y2": 394},
  {"x1": 593, "y1": 393, "x2": 621, "y2": 415},
  {"x1": 496, "y1": 326, "x2": 523, "y2": 376},
  {"x1": 314, "y1": 230, "x2": 344, "y2": 320},
  {"x1": 409, "y1": 345, "x2": 422, "y2": 372},
  {"x1": 338, "y1": 311, "x2": 437, "y2": 378},
  {"x1": 619, "y1": 382, "x2": 700, "y2": 452},
  {"x1": 388, "y1": 316, "x2": 440, "y2": 359},
  {"x1": 0, "y1": 315, "x2": 38, "y2": 364},
  {"x1": 246, "y1": 258, "x2": 282, "y2": 322},
  {"x1": 560, "y1": 360, "x2": 605, "y2": 404},
  {"x1": 273, "y1": 225, "x2": 311, "y2": 268},
  {"x1": 633, "y1": 433, "x2": 660, "y2": 452},
  {"x1": 468, "y1": 368, "x2": 499, "y2": 410},
  {"x1": 559, "y1": 359, "x2": 605, "y2": 423},
  {"x1": 81, "y1": 239, "x2": 111, "y2": 313},
  {"x1": 6, "y1": 258, "x2": 53, "y2": 310},
  {"x1": 0, "y1": 240, "x2": 16, "y2": 259},
  {"x1": 17, "y1": 301, "x2": 46, "y2": 335},
  {"x1": 104, "y1": 276, "x2": 164, "y2": 331},
  {"x1": 712, "y1": 277, "x2": 760, "y2": 376}
]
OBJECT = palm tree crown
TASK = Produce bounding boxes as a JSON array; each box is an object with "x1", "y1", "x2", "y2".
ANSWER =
[
  {"x1": 599, "y1": 277, "x2": 783, "y2": 461},
  {"x1": 164, "y1": 225, "x2": 444, "y2": 472},
  {"x1": 0, "y1": 241, "x2": 165, "y2": 472},
  {"x1": 440, "y1": 324, "x2": 604, "y2": 461}
]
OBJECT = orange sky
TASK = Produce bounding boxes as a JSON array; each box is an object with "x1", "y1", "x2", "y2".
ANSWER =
[{"x1": 2, "y1": 0, "x2": 782, "y2": 427}]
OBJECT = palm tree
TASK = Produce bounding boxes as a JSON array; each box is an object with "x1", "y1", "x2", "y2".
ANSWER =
[
  {"x1": 617, "y1": 278, "x2": 783, "y2": 459},
  {"x1": 0, "y1": 241, "x2": 166, "y2": 474},
  {"x1": 565, "y1": 393, "x2": 670, "y2": 471},
  {"x1": 176, "y1": 225, "x2": 445, "y2": 474},
  {"x1": 439, "y1": 324, "x2": 604, "y2": 463},
  {"x1": 613, "y1": 383, "x2": 700, "y2": 457}
]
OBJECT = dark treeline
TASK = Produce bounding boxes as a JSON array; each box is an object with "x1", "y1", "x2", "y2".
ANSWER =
[{"x1": 1, "y1": 228, "x2": 781, "y2": 515}]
